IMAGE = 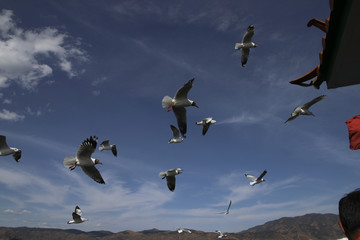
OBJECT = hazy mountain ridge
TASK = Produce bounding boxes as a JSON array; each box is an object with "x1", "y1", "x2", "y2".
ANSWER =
[{"x1": 0, "y1": 213, "x2": 345, "y2": 240}]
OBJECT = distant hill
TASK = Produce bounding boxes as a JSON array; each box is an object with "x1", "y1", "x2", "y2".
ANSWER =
[{"x1": 0, "y1": 213, "x2": 345, "y2": 240}]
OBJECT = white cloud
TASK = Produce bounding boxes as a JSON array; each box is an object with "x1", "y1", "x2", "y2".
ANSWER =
[
  {"x1": 111, "y1": 2, "x2": 246, "y2": 32},
  {"x1": 3, "y1": 98, "x2": 11, "y2": 104},
  {"x1": 91, "y1": 76, "x2": 107, "y2": 86},
  {"x1": 0, "y1": 108, "x2": 24, "y2": 121},
  {"x1": 0, "y1": 9, "x2": 88, "y2": 89},
  {"x1": 92, "y1": 90, "x2": 100, "y2": 96},
  {"x1": 4, "y1": 209, "x2": 31, "y2": 215}
]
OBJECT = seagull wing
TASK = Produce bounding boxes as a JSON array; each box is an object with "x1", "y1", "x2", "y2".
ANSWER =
[
  {"x1": 285, "y1": 114, "x2": 299, "y2": 123},
  {"x1": 0, "y1": 135, "x2": 10, "y2": 150},
  {"x1": 72, "y1": 212, "x2": 81, "y2": 222},
  {"x1": 174, "y1": 78, "x2": 194, "y2": 100},
  {"x1": 12, "y1": 150, "x2": 21, "y2": 162},
  {"x1": 173, "y1": 107, "x2": 187, "y2": 138},
  {"x1": 75, "y1": 206, "x2": 82, "y2": 216},
  {"x1": 170, "y1": 125, "x2": 180, "y2": 138},
  {"x1": 112, "y1": 145, "x2": 117, "y2": 157},
  {"x1": 257, "y1": 170, "x2": 267, "y2": 180},
  {"x1": 303, "y1": 95, "x2": 327, "y2": 109},
  {"x1": 76, "y1": 136, "x2": 97, "y2": 165},
  {"x1": 242, "y1": 26, "x2": 255, "y2": 43},
  {"x1": 80, "y1": 166, "x2": 105, "y2": 184},
  {"x1": 227, "y1": 200, "x2": 232, "y2": 212},
  {"x1": 100, "y1": 140, "x2": 110, "y2": 148},
  {"x1": 241, "y1": 48, "x2": 250, "y2": 66},
  {"x1": 245, "y1": 174, "x2": 257, "y2": 181},
  {"x1": 166, "y1": 175, "x2": 176, "y2": 191},
  {"x1": 202, "y1": 124, "x2": 210, "y2": 136}
]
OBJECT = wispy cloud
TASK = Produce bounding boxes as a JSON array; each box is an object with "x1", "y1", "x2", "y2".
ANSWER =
[
  {"x1": 110, "y1": 1, "x2": 247, "y2": 32},
  {"x1": 0, "y1": 109, "x2": 24, "y2": 121},
  {"x1": 0, "y1": 9, "x2": 88, "y2": 89},
  {"x1": 3, "y1": 209, "x2": 31, "y2": 215},
  {"x1": 217, "y1": 112, "x2": 262, "y2": 125}
]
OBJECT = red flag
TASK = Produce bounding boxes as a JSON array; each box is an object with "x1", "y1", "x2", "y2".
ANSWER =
[{"x1": 346, "y1": 115, "x2": 360, "y2": 150}]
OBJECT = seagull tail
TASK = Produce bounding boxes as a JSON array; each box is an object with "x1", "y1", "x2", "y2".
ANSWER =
[
  {"x1": 159, "y1": 171, "x2": 166, "y2": 177},
  {"x1": 63, "y1": 155, "x2": 76, "y2": 168},
  {"x1": 162, "y1": 96, "x2": 173, "y2": 108},
  {"x1": 234, "y1": 43, "x2": 242, "y2": 49}
]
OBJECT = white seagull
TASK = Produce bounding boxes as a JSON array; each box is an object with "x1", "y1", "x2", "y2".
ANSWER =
[
  {"x1": 0, "y1": 135, "x2": 21, "y2": 162},
  {"x1": 177, "y1": 228, "x2": 192, "y2": 234},
  {"x1": 169, "y1": 125, "x2": 183, "y2": 143},
  {"x1": 162, "y1": 78, "x2": 199, "y2": 138},
  {"x1": 67, "y1": 206, "x2": 88, "y2": 224},
  {"x1": 159, "y1": 168, "x2": 183, "y2": 192},
  {"x1": 217, "y1": 200, "x2": 232, "y2": 215},
  {"x1": 235, "y1": 25, "x2": 258, "y2": 67},
  {"x1": 63, "y1": 136, "x2": 105, "y2": 184},
  {"x1": 99, "y1": 140, "x2": 117, "y2": 157},
  {"x1": 245, "y1": 170, "x2": 267, "y2": 186},
  {"x1": 196, "y1": 117, "x2": 216, "y2": 136},
  {"x1": 285, "y1": 95, "x2": 327, "y2": 123},
  {"x1": 215, "y1": 230, "x2": 227, "y2": 238}
]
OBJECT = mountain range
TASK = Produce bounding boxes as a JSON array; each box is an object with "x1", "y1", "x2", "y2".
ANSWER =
[{"x1": 0, "y1": 213, "x2": 345, "y2": 240}]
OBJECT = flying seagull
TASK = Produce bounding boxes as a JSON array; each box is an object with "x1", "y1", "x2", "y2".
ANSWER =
[
  {"x1": 67, "y1": 206, "x2": 88, "y2": 224},
  {"x1": 217, "y1": 200, "x2": 232, "y2": 215},
  {"x1": 235, "y1": 25, "x2": 258, "y2": 67},
  {"x1": 63, "y1": 136, "x2": 105, "y2": 184},
  {"x1": 99, "y1": 140, "x2": 117, "y2": 157},
  {"x1": 168, "y1": 125, "x2": 183, "y2": 143},
  {"x1": 285, "y1": 95, "x2": 327, "y2": 123},
  {"x1": 162, "y1": 78, "x2": 199, "y2": 138},
  {"x1": 177, "y1": 228, "x2": 192, "y2": 234},
  {"x1": 159, "y1": 168, "x2": 183, "y2": 192},
  {"x1": 245, "y1": 170, "x2": 267, "y2": 186},
  {"x1": 0, "y1": 135, "x2": 21, "y2": 162},
  {"x1": 215, "y1": 230, "x2": 227, "y2": 238},
  {"x1": 196, "y1": 117, "x2": 216, "y2": 135}
]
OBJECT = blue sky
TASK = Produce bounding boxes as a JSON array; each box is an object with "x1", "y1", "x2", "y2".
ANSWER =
[{"x1": 0, "y1": 0, "x2": 359, "y2": 234}]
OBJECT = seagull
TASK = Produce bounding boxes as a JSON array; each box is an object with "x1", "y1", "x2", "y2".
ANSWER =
[
  {"x1": 162, "y1": 78, "x2": 199, "y2": 138},
  {"x1": 235, "y1": 25, "x2": 258, "y2": 67},
  {"x1": 159, "y1": 168, "x2": 183, "y2": 192},
  {"x1": 177, "y1": 228, "x2": 192, "y2": 234},
  {"x1": 67, "y1": 206, "x2": 88, "y2": 224},
  {"x1": 285, "y1": 95, "x2": 327, "y2": 123},
  {"x1": 99, "y1": 140, "x2": 117, "y2": 157},
  {"x1": 215, "y1": 230, "x2": 227, "y2": 238},
  {"x1": 245, "y1": 170, "x2": 267, "y2": 186},
  {"x1": 217, "y1": 200, "x2": 232, "y2": 215},
  {"x1": 0, "y1": 135, "x2": 21, "y2": 162},
  {"x1": 196, "y1": 117, "x2": 216, "y2": 136},
  {"x1": 169, "y1": 125, "x2": 183, "y2": 143},
  {"x1": 63, "y1": 136, "x2": 105, "y2": 184}
]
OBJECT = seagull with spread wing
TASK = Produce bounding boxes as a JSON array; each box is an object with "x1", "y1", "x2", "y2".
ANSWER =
[
  {"x1": 217, "y1": 200, "x2": 232, "y2": 215},
  {"x1": 215, "y1": 230, "x2": 227, "y2": 238},
  {"x1": 168, "y1": 125, "x2": 183, "y2": 143},
  {"x1": 235, "y1": 25, "x2": 258, "y2": 67},
  {"x1": 63, "y1": 136, "x2": 105, "y2": 184},
  {"x1": 162, "y1": 78, "x2": 199, "y2": 138},
  {"x1": 159, "y1": 168, "x2": 183, "y2": 192},
  {"x1": 245, "y1": 170, "x2": 267, "y2": 186},
  {"x1": 99, "y1": 140, "x2": 117, "y2": 157},
  {"x1": 67, "y1": 206, "x2": 88, "y2": 224},
  {"x1": 196, "y1": 117, "x2": 216, "y2": 136},
  {"x1": 285, "y1": 95, "x2": 327, "y2": 123},
  {"x1": 177, "y1": 228, "x2": 192, "y2": 234},
  {"x1": 0, "y1": 135, "x2": 21, "y2": 162}
]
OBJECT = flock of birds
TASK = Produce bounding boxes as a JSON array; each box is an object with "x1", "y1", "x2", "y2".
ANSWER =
[{"x1": 0, "y1": 24, "x2": 329, "y2": 238}]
